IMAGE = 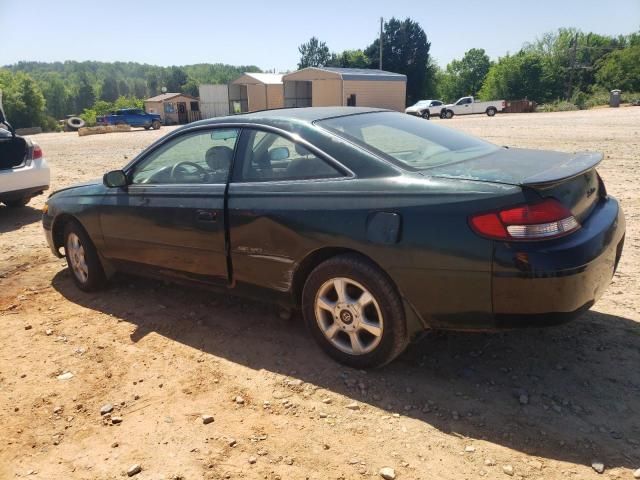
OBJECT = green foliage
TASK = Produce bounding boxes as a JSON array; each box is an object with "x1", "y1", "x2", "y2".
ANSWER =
[
  {"x1": 595, "y1": 45, "x2": 640, "y2": 91},
  {"x1": 537, "y1": 100, "x2": 579, "y2": 112},
  {"x1": 5, "y1": 61, "x2": 261, "y2": 120},
  {"x1": 80, "y1": 108, "x2": 97, "y2": 127},
  {"x1": 0, "y1": 70, "x2": 46, "y2": 128},
  {"x1": 41, "y1": 115, "x2": 62, "y2": 132},
  {"x1": 100, "y1": 76, "x2": 120, "y2": 102},
  {"x1": 298, "y1": 37, "x2": 332, "y2": 68},
  {"x1": 364, "y1": 17, "x2": 434, "y2": 104},
  {"x1": 478, "y1": 51, "x2": 555, "y2": 102},
  {"x1": 328, "y1": 49, "x2": 370, "y2": 68},
  {"x1": 438, "y1": 48, "x2": 491, "y2": 102}
]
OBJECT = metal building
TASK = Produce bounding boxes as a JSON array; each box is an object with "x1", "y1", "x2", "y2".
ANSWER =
[
  {"x1": 199, "y1": 84, "x2": 230, "y2": 119},
  {"x1": 228, "y1": 73, "x2": 284, "y2": 113},
  {"x1": 282, "y1": 67, "x2": 407, "y2": 111}
]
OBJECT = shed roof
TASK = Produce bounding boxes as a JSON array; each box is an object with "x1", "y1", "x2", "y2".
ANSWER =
[
  {"x1": 283, "y1": 67, "x2": 406, "y2": 82},
  {"x1": 232, "y1": 72, "x2": 283, "y2": 85},
  {"x1": 145, "y1": 93, "x2": 199, "y2": 102}
]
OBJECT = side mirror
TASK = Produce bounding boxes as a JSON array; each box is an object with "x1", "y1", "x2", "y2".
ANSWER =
[
  {"x1": 103, "y1": 170, "x2": 128, "y2": 188},
  {"x1": 269, "y1": 146, "x2": 290, "y2": 161}
]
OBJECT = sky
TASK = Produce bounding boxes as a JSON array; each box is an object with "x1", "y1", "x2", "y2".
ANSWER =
[{"x1": 1, "y1": 0, "x2": 638, "y2": 71}]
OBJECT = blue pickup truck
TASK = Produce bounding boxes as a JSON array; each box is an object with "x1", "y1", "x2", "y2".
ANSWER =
[{"x1": 97, "y1": 109, "x2": 162, "y2": 130}]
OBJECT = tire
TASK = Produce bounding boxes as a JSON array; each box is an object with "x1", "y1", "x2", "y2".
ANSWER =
[
  {"x1": 486, "y1": 107, "x2": 497, "y2": 117},
  {"x1": 3, "y1": 196, "x2": 30, "y2": 207},
  {"x1": 421, "y1": 110, "x2": 430, "y2": 120},
  {"x1": 445, "y1": 110, "x2": 454, "y2": 119},
  {"x1": 152, "y1": 120, "x2": 161, "y2": 130},
  {"x1": 66, "y1": 117, "x2": 85, "y2": 130},
  {"x1": 302, "y1": 253, "x2": 408, "y2": 368},
  {"x1": 63, "y1": 220, "x2": 107, "y2": 292}
]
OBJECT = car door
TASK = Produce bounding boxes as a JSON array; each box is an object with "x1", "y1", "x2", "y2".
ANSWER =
[
  {"x1": 456, "y1": 97, "x2": 472, "y2": 115},
  {"x1": 227, "y1": 128, "x2": 350, "y2": 296},
  {"x1": 99, "y1": 127, "x2": 239, "y2": 284},
  {"x1": 429, "y1": 101, "x2": 442, "y2": 116}
]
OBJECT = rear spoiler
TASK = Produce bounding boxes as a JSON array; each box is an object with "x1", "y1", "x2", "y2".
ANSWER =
[{"x1": 522, "y1": 152, "x2": 603, "y2": 186}]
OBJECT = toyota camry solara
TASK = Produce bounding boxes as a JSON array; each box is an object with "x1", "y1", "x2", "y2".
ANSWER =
[{"x1": 42, "y1": 107, "x2": 625, "y2": 367}]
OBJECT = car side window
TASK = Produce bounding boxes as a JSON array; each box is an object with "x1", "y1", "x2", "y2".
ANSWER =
[
  {"x1": 237, "y1": 130, "x2": 342, "y2": 182},
  {"x1": 131, "y1": 128, "x2": 239, "y2": 185}
]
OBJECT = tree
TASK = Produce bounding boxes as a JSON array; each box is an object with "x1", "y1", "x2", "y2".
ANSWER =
[
  {"x1": 298, "y1": 37, "x2": 331, "y2": 68},
  {"x1": 438, "y1": 48, "x2": 491, "y2": 101},
  {"x1": 0, "y1": 70, "x2": 46, "y2": 128},
  {"x1": 328, "y1": 49, "x2": 369, "y2": 68},
  {"x1": 364, "y1": 18, "x2": 434, "y2": 105},
  {"x1": 478, "y1": 51, "x2": 553, "y2": 102},
  {"x1": 164, "y1": 66, "x2": 188, "y2": 92},
  {"x1": 100, "y1": 76, "x2": 120, "y2": 102},
  {"x1": 75, "y1": 73, "x2": 96, "y2": 112},
  {"x1": 595, "y1": 45, "x2": 640, "y2": 91},
  {"x1": 39, "y1": 73, "x2": 70, "y2": 119}
]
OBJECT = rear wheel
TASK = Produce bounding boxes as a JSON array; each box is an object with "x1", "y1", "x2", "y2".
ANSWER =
[
  {"x1": 3, "y1": 196, "x2": 30, "y2": 207},
  {"x1": 63, "y1": 221, "x2": 106, "y2": 291},
  {"x1": 152, "y1": 120, "x2": 161, "y2": 130},
  {"x1": 445, "y1": 110, "x2": 454, "y2": 119},
  {"x1": 302, "y1": 254, "x2": 408, "y2": 368},
  {"x1": 486, "y1": 107, "x2": 497, "y2": 117}
]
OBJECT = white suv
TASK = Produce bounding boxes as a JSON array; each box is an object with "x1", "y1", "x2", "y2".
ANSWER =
[{"x1": 0, "y1": 98, "x2": 50, "y2": 207}]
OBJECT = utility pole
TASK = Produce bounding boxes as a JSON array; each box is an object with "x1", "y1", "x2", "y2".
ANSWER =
[
  {"x1": 379, "y1": 17, "x2": 383, "y2": 70},
  {"x1": 565, "y1": 32, "x2": 578, "y2": 100}
]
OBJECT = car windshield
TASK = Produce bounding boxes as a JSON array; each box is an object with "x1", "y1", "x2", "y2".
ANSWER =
[
  {"x1": 414, "y1": 101, "x2": 428, "y2": 106},
  {"x1": 318, "y1": 111, "x2": 499, "y2": 170}
]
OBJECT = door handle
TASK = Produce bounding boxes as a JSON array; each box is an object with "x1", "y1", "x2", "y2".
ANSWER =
[{"x1": 196, "y1": 210, "x2": 217, "y2": 222}]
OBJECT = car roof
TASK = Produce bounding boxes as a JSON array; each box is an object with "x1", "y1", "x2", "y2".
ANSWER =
[{"x1": 187, "y1": 107, "x2": 388, "y2": 130}]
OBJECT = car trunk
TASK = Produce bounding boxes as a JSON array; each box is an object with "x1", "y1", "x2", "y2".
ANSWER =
[
  {"x1": 0, "y1": 132, "x2": 28, "y2": 170},
  {"x1": 424, "y1": 147, "x2": 603, "y2": 223}
]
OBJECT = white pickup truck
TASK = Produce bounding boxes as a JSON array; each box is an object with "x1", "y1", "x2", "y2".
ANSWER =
[
  {"x1": 0, "y1": 91, "x2": 50, "y2": 207},
  {"x1": 442, "y1": 96, "x2": 505, "y2": 119}
]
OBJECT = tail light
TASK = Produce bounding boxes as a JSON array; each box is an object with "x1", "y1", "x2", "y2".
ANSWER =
[
  {"x1": 469, "y1": 198, "x2": 580, "y2": 241},
  {"x1": 32, "y1": 144, "x2": 43, "y2": 160}
]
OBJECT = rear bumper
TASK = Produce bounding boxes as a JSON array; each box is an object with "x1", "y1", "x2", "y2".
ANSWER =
[
  {"x1": 0, "y1": 158, "x2": 50, "y2": 199},
  {"x1": 491, "y1": 196, "x2": 625, "y2": 325}
]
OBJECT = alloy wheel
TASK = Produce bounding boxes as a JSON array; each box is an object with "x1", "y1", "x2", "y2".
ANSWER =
[
  {"x1": 314, "y1": 277, "x2": 384, "y2": 355},
  {"x1": 66, "y1": 232, "x2": 89, "y2": 283}
]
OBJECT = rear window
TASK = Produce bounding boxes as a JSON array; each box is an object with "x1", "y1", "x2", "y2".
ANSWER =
[{"x1": 318, "y1": 111, "x2": 499, "y2": 170}]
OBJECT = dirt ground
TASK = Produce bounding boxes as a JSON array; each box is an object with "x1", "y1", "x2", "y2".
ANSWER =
[{"x1": 1, "y1": 108, "x2": 639, "y2": 480}]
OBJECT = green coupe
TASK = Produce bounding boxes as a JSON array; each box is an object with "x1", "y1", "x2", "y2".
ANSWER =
[{"x1": 42, "y1": 107, "x2": 625, "y2": 367}]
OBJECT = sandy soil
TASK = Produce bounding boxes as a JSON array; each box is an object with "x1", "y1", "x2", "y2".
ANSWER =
[{"x1": 1, "y1": 108, "x2": 639, "y2": 480}]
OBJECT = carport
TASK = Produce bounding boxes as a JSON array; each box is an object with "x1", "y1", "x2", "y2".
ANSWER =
[
  {"x1": 229, "y1": 73, "x2": 284, "y2": 113},
  {"x1": 282, "y1": 67, "x2": 407, "y2": 111}
]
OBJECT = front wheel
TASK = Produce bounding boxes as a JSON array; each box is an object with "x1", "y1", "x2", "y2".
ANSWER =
[
  {"x1": 152, "y1": 120, "x2": 161, "y2": 130},
  {"x1": 64, "y1": 221, "x2": 107, "y2": 291},
  {"x1": 421, "y1": 110, "x2": 430, "y2": 120},
  {"x1": 486, "y1": 107, "x2": 497, "y2": 117},
  {"x1": 445, "y1": 110, "x2": 454, "y2": 119},
  {"x1": 302, "y1": 254, "x2": 408, "y2": 368}
]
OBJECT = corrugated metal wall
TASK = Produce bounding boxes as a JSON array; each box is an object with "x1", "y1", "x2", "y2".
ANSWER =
[{"x1": 199, "y1": 84, "x2": 230, "y2": 118}]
